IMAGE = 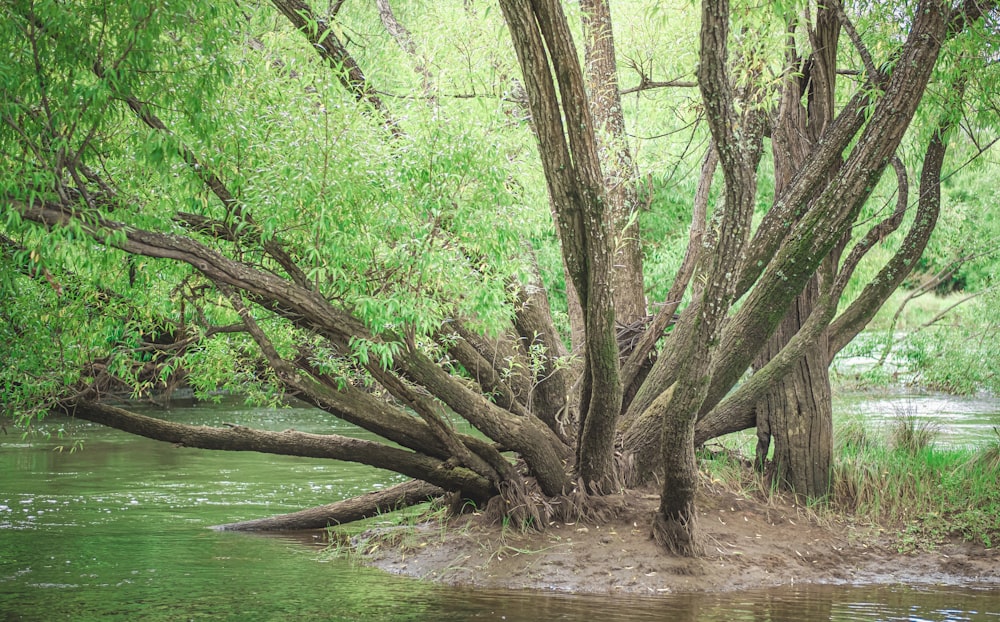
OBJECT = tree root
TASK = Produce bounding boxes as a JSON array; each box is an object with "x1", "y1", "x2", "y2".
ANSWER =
[
  {"x1": 479, "y1": 477, "x2": 636, "y2": 530},
  {"x1": 650, "y1": 507, "x2": 703, "y2": 557}
]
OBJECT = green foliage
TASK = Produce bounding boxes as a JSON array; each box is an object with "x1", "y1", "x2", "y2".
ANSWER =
[
  {"x1": 1, "y1": 0, "x2": 999, "y2": 438},
  {"x1": 852, "y1": 288, "x2": 1000, "y2": 395},
  {"x1": 0, "y1": 0, "x2": 547, "y2": 421}
]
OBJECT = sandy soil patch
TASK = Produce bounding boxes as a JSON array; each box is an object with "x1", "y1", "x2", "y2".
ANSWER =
[{"x1": 364, "y1": 485, "x2": 1000, "y2": 595}]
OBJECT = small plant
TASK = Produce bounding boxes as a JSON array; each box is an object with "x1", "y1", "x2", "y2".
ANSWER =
[
  {"x1": 828, "y1": 417, "x2": 1000, "y2": 551},
  {"x1": 836, "y1": 418, "x2": 873, "y2": 453},
  {"x1": 965, "y1": 427, "x2": 1000, "y2": 472},
  {"x1": 887, "y1": 411, "x2": 938, "y2": 455}
]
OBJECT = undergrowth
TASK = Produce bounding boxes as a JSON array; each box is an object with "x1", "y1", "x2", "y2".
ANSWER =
[{"x1": 701, "y1": 418, "x2": 1000, "y2": 552}]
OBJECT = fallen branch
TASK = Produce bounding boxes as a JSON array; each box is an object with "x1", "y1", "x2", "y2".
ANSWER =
[{"x1": 211, "y1": 479, "x2": 444, "y2": 531}]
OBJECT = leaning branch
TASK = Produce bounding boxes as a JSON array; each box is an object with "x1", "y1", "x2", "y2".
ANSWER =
[
  {"x1": 63, "y1": 400, "x2": 494, "y2": 499},
  {"x1": 827, "y1": 110, "x2": 958, "y2": 357},
  {"x1": 620, "y1": 142, "x2": 715, "y2": 403},
  {"x1": 270, "y1": 0, "x2": 402, "y2": 136}
]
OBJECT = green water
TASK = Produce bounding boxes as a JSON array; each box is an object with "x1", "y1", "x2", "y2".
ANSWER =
[{"x1": 2, "y1": 397, "x2": 1000, "y2": 620}]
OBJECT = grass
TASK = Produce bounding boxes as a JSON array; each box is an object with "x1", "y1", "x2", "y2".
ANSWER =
[
  {"x1": 321, "y1": 500, "x2": 455, "y2": 563},
  {"x1": 701, "y1": 414, "x2": 1000, "y2": 552},
  {"x1": 829, "y1": 415, "x2": 1000, "y2": 551}
]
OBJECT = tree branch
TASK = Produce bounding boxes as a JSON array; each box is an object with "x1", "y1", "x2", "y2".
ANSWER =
[
  {"x1": 621, "y1": 143, "x2": 715, "y2": 404},
  {"x1": 270, "y1": 0, "x2": 402, "y2": 136},
  {"x1": 620, "y1": 78, "x2": 698, "y2": 95},
  {"x1": 828, "y1": 111, "x2": 959, "y2": 357},
  {"x1": 63, "y1": 400, "x2": 494, "y2": 499},
  {"x1": 212, "y1": 479, "x2": 445, "y2": 531}
]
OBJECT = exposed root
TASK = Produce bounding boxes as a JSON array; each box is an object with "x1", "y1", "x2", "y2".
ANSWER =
[
  {"x1": 482, "y1": 479, "x2": 548, "y2": 530},
  {"x1": 477, "y1": 476, "x2": 642, "y2": 530},
  {"x1": 615, "y1": 450, "x2": 637, "y2": 489},
  {"x1": 548, "y1": 479, "x2": 630, "y2": 524},
  {"x1": 650, "y1": 507, "x2": 703, "y2": 557}
]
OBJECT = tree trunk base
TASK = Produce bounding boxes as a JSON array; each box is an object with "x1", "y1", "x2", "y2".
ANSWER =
[{"x1": 650, "y1": 507, "x2": 702, "y2": 557}]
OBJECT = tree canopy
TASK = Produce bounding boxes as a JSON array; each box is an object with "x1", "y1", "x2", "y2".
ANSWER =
[{"x1": 2, "y1": 0, "x2": 998, "y2": 554}]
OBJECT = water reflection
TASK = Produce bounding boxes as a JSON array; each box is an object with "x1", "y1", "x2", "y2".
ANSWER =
[{"x1": 2, "y1": 400, "x2": 999, "y2": 620}]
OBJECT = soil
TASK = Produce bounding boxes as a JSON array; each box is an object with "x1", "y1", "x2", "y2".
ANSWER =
[{"x1": 363, "y1": 484, "x2": 1000, "y2": 595}]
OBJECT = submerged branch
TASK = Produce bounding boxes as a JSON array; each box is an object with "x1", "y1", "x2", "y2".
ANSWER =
[{"x1": 211, "y1": 479, "x2": 444, "y2": 531}]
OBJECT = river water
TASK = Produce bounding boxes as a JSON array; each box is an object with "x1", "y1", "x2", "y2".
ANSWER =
[{"x1": 2, "y1": 395, "x2": 1000, "y2": 620}]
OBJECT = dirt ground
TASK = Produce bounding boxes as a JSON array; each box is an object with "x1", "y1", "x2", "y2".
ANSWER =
[{"x1": 363, "y1": 484, "x2": 1000, "y2": 595}]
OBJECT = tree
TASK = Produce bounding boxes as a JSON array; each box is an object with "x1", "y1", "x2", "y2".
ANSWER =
[{"x1": 2, "y1": 0, "x2": 997, "y2": 556}]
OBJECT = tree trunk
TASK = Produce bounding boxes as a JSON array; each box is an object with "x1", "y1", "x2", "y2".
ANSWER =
[
  {"x1": 650, "y1": 0, "x2": 765, "y2": 551},
  {"x1": 649, "y1": 381, "x2": 701, "y2": 555},
  {"x1": 752, "y1": 7, "x2": 840, "y2": 498},
  {"x1": 581, "y1": 0, "x2": 646, "y2": 326},
  {"x1": 498, "y1": 0, "x2": 623, "y2": 493},
  {"x1": 753, "y1": 278, "x2": 833, "y2": 495}
]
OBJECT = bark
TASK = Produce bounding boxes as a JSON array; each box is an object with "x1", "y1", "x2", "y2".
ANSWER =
[
  {"x1": 827, "y1": 121, "x2": 955, "y2": 357},
  {"x1": 646, "y1": 0, "x2": 955, "y2": 540},
  {"x1": 752, "y1": 279, "x2": 834, "y2": 495},
  {"x1": 649, "y1": 385, "x2": 700, "y2": 556},
  {"x1": 17, "y1": 196, "x2": 572, "y2": 496},
  {"x1": 395, "y1": 346, "x2": 573, "y2": 496},
  {"x1": 512, "y1": 266, "x2": 573, "y2": 441},
  {"x1": 498, "y1": 0, "x2": 622, "y2": 492},
  {"x1": 655, "y1": 0, "x2": 951, "y2": 430},
  {"x1": 212, "y1": 479, "x2": 443, "y2": 531},
  {"x1": 581, "y1": 0, "x2": 646, "y2": 326},
  {"x1": 621, "y1": 143, "x2": 715, "y2": 413},
  {"x1": 693, "y1": 116, "x2": 960, "y2": 448},
  {"x1": 444, "y1": 322, "x2": 533, "y2": 417},
  {"x1": 374, "y1": 0, "x2": 436, "y2": 103},
  {"x1": 652, "y1": 0, "x2": 764, "y2": 553},
  {"x1": 620, "y1": 144, "x2": 715, "y2": 480},
  {"x1": 64, "y1": 400, "x2": 495, "y2": 500},
  {"x1": 753, "y1": 6, "x2": 840, "y2": 497}
]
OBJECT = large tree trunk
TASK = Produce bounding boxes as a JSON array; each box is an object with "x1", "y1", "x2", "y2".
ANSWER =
[
  {"x1": 498, "y1": 0, "x2": 623, "y2": 493},
  {"x1": 753, "y1": 277, "x2": 833, "y2": 495},
  {"x1": 750, "y1": 6, "x2": 840, "y2": 497}
]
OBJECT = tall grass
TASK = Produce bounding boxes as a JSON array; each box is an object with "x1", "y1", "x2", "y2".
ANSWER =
[
  {"x1": 703, "y1": 416, "x2": 1000, "y2": 551},
  {"x1": 830, "y1": 417, "x2": 1000, "y2": 550}
]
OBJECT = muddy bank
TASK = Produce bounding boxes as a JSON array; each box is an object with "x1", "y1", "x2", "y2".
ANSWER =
[{"x1": 363, "y1": 485, "x2": 999, "y2": 595}]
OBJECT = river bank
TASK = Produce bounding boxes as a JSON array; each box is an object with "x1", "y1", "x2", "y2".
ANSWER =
[{"x1": 363, "y1": 482, "x2": 1000, "y2": 595}]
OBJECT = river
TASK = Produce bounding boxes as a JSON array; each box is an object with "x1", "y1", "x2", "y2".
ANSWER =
[{"x1": 2, "y1": 394, "x2": 999, "y2": 620}]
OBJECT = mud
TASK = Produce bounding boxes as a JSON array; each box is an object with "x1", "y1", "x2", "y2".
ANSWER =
[{"x1": 365, "y1": 485, "x2": 1000, "y2": 595}]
